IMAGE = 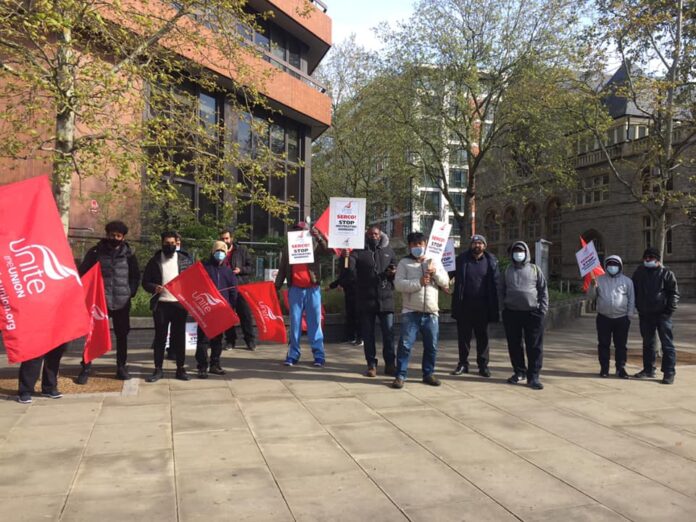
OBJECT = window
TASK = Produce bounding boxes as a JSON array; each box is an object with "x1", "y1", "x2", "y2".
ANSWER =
[
  {"x1": 451, "y1": 193, "x2": 465, "y2": 213},
  {"x1": 287, "y1": 127, "x2": 300, "y2": 163},
  {"x1": 237, "y1": 113, "x2": 252, "y2": 154},
  {"x1": 484, "y1": 211, "x2": 500, "y2": 242},
  {"x1": 503, "y1": 207, "x2": 518, "y2": 242},
  {"x1": 270, "y1": 123, "x2": 285, "y2": 155},
  {"x1": 199, "y1": 92, "x2": 217, "y2": 135},
  {"x1": 643, "y1": 215, "x2": 673, "y2": 255},
  {"x1": 449, "y1": 146, "x2": 468, "y2": 166},
  {"x1": 423, "y1": 191, "x2": 440, "y2": 213},
  {"x1": 546, "y1": 199, "x2": 562, "y2": 238},
  {"x1": 449, "y1": 168, "x2": 467, "y2": 188},
  {"x1": 577, "y1": 175, "x2": 609, "y2": 205},
  {"x1": 523, "y1": 204, "x2": 541, "y2": 241}
]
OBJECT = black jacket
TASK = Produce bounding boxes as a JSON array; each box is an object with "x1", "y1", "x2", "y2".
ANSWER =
[
  {"x1": 450, "y1": 250, "x2": 500, "y2": 322},
  {"x1": 202, "y1": 257, "x2": 238, "y2": 307},
  {"x1": 349, "y1": 233, "x2": 396, "y2": 313},
  {"x1": 141, "y1": 250, "x2": 194, "y2": 310},
  {"x1": 79, "y1": 239, "x2": 140, "y2": 311},
  {"x1": 224, "y1": 242, "x2": 253, "y2": 284},
  {"x1": 329, "y1": 263, "x2": 357, "y2": 295},
  {"x1": 632, "y1": 264, "x2": 679, "y2": 316},
  {"x1": 275, "y1": 232, "x2": 329, "y2": 289}
]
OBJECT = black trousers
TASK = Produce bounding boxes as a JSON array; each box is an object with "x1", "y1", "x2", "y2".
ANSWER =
[
  {"x1": 224, "y1": 295, "x2": 256, "y2": 345},
  {"x1": 503, "y1": 309, "x2": 544, "y2": 379},
  {"x1": 455, "y1": 303, "x2": 490, "y2": 369},
  {"x1": 639, "y1": 313, "x2": 676, "y2": 375},
  {"x1": 153, "y1": 301, "x2": 188, "y2": 369},
  {"x1": 195, "y1": 327, "x2": 223, "y2": 370},
  {"x1": 361, "y1": 311, "x2": 395, "y2": 369},
  {"x1": 82, "y1": 302, "x2": 130, "y2": 368},
  {"x1": 18, "y1": 343, "x2": 68, "y2": 395},
  {"x1": 344, "y1": 289, "x2": 360, "y2": 341},
  {"x1": 596, "y1": 314, "x2": 630, "y2": 372}
]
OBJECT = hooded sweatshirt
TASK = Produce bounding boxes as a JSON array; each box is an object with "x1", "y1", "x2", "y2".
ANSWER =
[
  {"x1": 394, "y1": 256, "x2": 449, "y2": 315},
  {"x1": 498, "y1": 241, "x2": 549, "y2": 314},
  {"x1": 591, "y1": 255, "x2": 635, "y2": 319}
]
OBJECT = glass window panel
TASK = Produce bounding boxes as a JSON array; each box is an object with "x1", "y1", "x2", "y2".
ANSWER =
[
  {"x1": 271, "y1": 170, "x2": 286, "y2": 199},
  {"x1": 288, "y1": 38, "x2": 302, "y2": 70},
  {"x1": 287, "y1": 127, "x2": 300, "y2": 163},
  {"x1": 199, "y1": 92, "x2": 217, "y2": 132},
  {"x1": 255, "y1": 22, "x2": 270, "y2": 49},
  {"x1": 252, "y1": 205, "x2": 268, "y2": 239},
  {"x1": 287, "y1": 166, "x2": 300, "y2": 202},
  {"x1": 271, "y1": 29, "x2": 286, "y2": 61},
  {"x1": 270, "y1": 123, "x2": 285, "y2": 155},
  {"x1": 237, "y1": 113, "x2": 252, "y2": 154}
]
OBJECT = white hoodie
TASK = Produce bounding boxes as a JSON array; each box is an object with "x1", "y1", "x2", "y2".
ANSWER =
[
  {"x1": 591, "y1": 255, "x2": 635, "y2": 319},
  {"x1": 394, "y1": 256, "x2": 449, "y2": 315}
]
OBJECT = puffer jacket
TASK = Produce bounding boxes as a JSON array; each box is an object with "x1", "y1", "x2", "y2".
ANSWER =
[
  {"x1": 632, "y1": 262, "x2": 679, "y2": 315},
  {"x1": 349, "y1": 232, "x2": 396, "y2": 313},
  {"x1": 79, "y1": 239, "x2": 140, "y2": 311},
  {"x1": 394, "y1": 256, "x2": 449, "y2": 315},
  {"x1": 275, "y1": 232, "x2": 329, "y2": 289},
  {"x1": 498, "y1": 241, "x2": 549, "y2": 314},
  {"x1": 591, "y1": 255, "x2": 635, "y2": 319}
]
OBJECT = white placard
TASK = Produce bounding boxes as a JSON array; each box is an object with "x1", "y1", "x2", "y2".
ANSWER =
[
  {"x1": 424, "y1": 220, "x2": 453, "y2": 262},
  {"x1": 165, "y1": 321, "x2": 198, "y2": 352},
  {"x1": 328, "y1": 197, "x2": 366, "y2": 250},
  {"x1": 575, "y1": 240, "x2": 601, "y2": 277},
  {"x1": 287, "y1": 230, "x2": 315, "y2": 265},
  {"x1": 264, "y1": 268, "x2": 279, "y2": 281},
  {"x1": 441, "y1": 238, "x2": 456, "y2": 272}
]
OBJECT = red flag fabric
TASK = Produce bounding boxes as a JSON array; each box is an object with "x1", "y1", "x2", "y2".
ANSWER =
[
  {"x1": 238, "y1": 282, "x2": 287, "y2": 344},
  {"x1": 281, "y1": 289, "x2": 326, "y2": 332},
  {"x1": 0, "y1": 176, "x2": 91, "y2": 363},
  {"x1": 580, "y1": 235, "x2": 605, "y2": 292},
  {"x1": 81, "y1": 262, "x2": 112, "y2": 363},
  {"x1": 314, "y1": 206, "x2": 342, "y2": 256},
  {"x1": 164, "y1": 262, "x2": 239, "y2": 339}
]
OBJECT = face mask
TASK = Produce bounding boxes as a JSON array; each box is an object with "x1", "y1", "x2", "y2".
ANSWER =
[
  {"x1": 366, "y1": 237, "x2": 378, "y2": 248},
  {"x1": 175, "y1": 246, "x2": 181, "y2": 252},
  {"x1": 606, "y1": 265, "x2": 620, "y2": 276},
  {"x1": 213, "y1": 251, "x2": 226, "y2": 263},
  {"x1": 644, "y1": 260, "x2": 657, "y2": 268},
  {"x1": 162, "y1": 244, "x2": 176, "y2": 258},
  {"x1": 108, "y1": 238, "x2": 122, "y2": 248},
  {"x1": 410, "y1": 247, "x2": 424, "y2": 258},
  {"x1": 512, "y1": 251, "x2": 526, "y2": 263}
]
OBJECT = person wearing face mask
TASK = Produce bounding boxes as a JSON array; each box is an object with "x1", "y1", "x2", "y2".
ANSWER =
[
  {"x1": 632, "y1": 247, "x2": 679, "y2": 384},
  {"x1": 450, "y1": 234, "x2": 500, "y2": 378},
  {"x1": 76, "y1": 220, "x2": 140, "y2": 383},
  {"x1": 392, "y1": 231, "x2": 450, "y2": 389},
  {"x1": 195, "y1": 241, "x2": 238, "y2": 379},
  {"x1": 349, "y1": 226, "x2": 397, "y2": 377},
  {"x1": 590, "y1": 255, "x2": 634, "y2": 378},
  {"x1": 498, "y1": 241, "x2": 549, "y2": 390},
  {"x1": 142, "y1": 230, "x2": 194, "y2": 382}
]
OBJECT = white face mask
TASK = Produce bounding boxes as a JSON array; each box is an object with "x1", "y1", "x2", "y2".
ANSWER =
[
  {"x1": 512, "y1": 251, "x2": 526, "y2": 263},
  {"x1": 644, "y1": 260, "x2": 657, "y2": 268},
  {"x1": 606, "y1": 265, "x2": 620, "y2": 276}
]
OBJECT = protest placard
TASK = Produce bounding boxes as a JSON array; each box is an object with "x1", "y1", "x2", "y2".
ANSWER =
[
  {"x1": 441, "y1": 238, "x2": 456, "y2": 272},
  {"x1": 287, "y1": 230, "x2": 315, "y2": 265},
  {"x1": 575, "y1": 240, "x2": 601, "y2": 277},
  {"x1": 328, "y1": 197, "x2": 366, "y2": 250},
  {"x1": 424, "y1": 220, "x2": 452, "y2": 262}
]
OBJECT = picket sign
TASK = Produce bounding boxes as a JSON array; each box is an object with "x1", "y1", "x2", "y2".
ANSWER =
[
  {"x1": 328, "y1": 197, "x2": 366, "y2": 250},
  {"x1": 425, "y1": 220, "x2": 453, "y2": 263},
  {"x1": 441, "y1": 238, "x2": 456, "y2": 272},
  {"x1": 287, "y1": 230, "x2": 315, "y2": 265},
  {"x1": 575, "y1": 240, "x2": 601, "y2": 277}
]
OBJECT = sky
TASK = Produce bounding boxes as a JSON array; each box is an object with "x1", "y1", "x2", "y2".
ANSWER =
[{"x1": 326, "y1": 0, "x2": 416, "y2": 49}]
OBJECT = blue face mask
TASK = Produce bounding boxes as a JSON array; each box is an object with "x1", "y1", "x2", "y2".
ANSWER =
[
  {"x1": 512, "y1": 251, "x2": 526, "y2": 263},
  {"x1": 213, "y1": 251, "x2": 226, "y2": 263},
  {"x1": 606, "y1": 265, "x2": 620, "y2": 276},
  {"x1": 410, "y1": 247, "x2": 424, "y2": 258},
  {"x1": 644, "y1": 260, "x2": 657, "y2": 268}
]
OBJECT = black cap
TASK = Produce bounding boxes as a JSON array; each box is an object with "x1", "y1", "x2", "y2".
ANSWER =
[{"x1": 642, "y1": 247, "x2": 661, "y2": 261}]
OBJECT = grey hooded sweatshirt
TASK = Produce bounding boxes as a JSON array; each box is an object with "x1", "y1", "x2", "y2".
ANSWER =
[
  {"x1": 591, "y1": 255, "x2": 635, "y2": 319},
  {"x1": 499, "y1": 241, "x2": 549, "y2": 314}
]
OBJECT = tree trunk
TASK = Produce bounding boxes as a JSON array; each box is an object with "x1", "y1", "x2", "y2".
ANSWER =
[
  {"x1": 52, "y1": 22, "x2": 76, "y2": 236},
  {"x1": 655, "y1": 211, "x2": 667, "y2": 261}
]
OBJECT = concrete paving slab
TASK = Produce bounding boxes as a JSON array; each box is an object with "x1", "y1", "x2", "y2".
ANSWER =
[
  {"x1": 84, "y1": 422, "x2": 171, "y2": 456},
  {"x1": 523, "y1": 503, "x2": 629, "y2": 521},
  {"x1": 2, "y1": 422, "x2": 92, "y2": 453},
  {"x1": 327, "y1": 420, "x2": 420, "y2": 459},
  {"x1": 226, "y1": 377, "x2": 291, "y2": 397},
  {"x1": 405, "y1": 497, "x2": 519, "y2": 522},
  {"x1": 15, "y1": 401, "x2": 101, "y2": 427},
  {"x1": 614, "y1": 448, "x2": 696, "y2": 498},
  {"x1": 617, "y1": 423, "x2": 696, "y2": 460},
  {"x1": 0, "y1": 448, "x2": 82, "y2": 498},
  {"x1": 96, "y1": 403, "x2": 171, "y2": 425},
  {"x1": 301, "y1": 397, "x2": 381, "y2": 425},
  {"x1": 171, "y1": 401, "x2": 247, "y2": 433},
  {"x1": 61, "y1": 493, "x2": 177, "y2": 522},
  {"x1": 355, "y1": 390, "x2": 427, "y2": 411},
  {"x1": 238, "y1": 396, "x2": 325, "y2": 440},
  {"x1": 1, "y1": 494, "x2": 66, "y2": 522}
]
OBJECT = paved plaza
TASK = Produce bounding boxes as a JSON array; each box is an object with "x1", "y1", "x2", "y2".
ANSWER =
[{"x1": 2, "y1": 304, "x2": 696, "y2": 521}]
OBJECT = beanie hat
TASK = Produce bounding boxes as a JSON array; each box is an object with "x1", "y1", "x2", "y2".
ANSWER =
[
  {"x1": 471, "y1": 234, "x2": 487, "y2": 247},
  {"x1": 293, "y1": 221, "x2": 310, "y2": 231},
  {"x1": 212, "y1": 240, "x2": 228, "y2": 254},
  {"x1": 642, "y1": 247, "x2": 661, "y2": 261}
]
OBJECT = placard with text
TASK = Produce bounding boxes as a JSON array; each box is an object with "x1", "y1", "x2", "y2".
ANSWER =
[
  {"x1": 328, "y1": 197, "x2": 366, "y2": 250},
  {"x1": 287, "y1": 230, "x2": 315, "y2": 265},
  {"x1": 425, "y1": 220, "x2": 452, "y2": 262}
]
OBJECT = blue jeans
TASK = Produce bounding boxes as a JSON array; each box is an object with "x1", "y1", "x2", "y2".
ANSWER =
[
  {"x1": 287, "y1": 286, "x2": 325, "y2": 363},
  {"x1": 396, "y1": 312, "x2": 439, "y2": 380}
]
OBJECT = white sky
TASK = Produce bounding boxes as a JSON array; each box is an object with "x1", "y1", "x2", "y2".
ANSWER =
[{"x1": 326, "y1": 0, "x2": 416, "y2": 49}]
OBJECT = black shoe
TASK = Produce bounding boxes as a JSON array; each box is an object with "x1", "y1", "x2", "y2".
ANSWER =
[
  {"x1": 246, "y1": 342, "x2": 256, "y2": 351},
  {"x1": 662, "y1": 374, "x2": 675, "y2": 385},
  {"x1": 166, "y1": 350, "x2": 176, "y2": 361},
  {"x1": 146, "y1": 369, "x2": 164, "y2": 383},
  {"x1": 197, "y1": 368, "x2": 208, "y2": 379},
  {"x1": 353, "y1": 339, "x2": 364, "y2": 347},
  {"x1": 208, "y1": 365, "x2": 226, "y2": 375},
  {"x1": 116, "y1": 366, "x2": 131, "y2": 381},
  {"x1": 384, "y1": 365, "x2": 397, "y2": 377},
  {"x1": 451, "y1": 363, "x2": 469, "y2": 375},
  {"x1": 600, "y1": 370, "x2": 609, "y2": 378},
  {"x1": 175, "y1": 368, "x2": 191, "y2": 381},
  {"x1": 507, "y1": 373, "x2": 526, "y2": 384},
  {"x1": 478, "y1": 367, "x2": 491, "y2": 378},
  {"x1": 391, "y1": 378, "x2": 404, "y2": 389},
  {"x1": 17, "y1": 393, "x2": 32, "y2": 404},
  {"x1": 422, "y1": 375, "x2": 441, "y2": 386},
  {"x1": 528, "y1": 379, "x2": 544, "y2": 390},
  {"x1": 76, "y1": 368, "x2": 90, "y2": 385},
  {"x1": 224, "y1": 341, "x2": 235, "y2": 351},
  {"x1": 634, "y1": 369, "x2": 656, "y2": 378},
  {"x1": 616, "y1": 368, "x2": 629, "y2": 379},
  {"x1": 41, "y1": 390, "x2": 63, "y2": 399}
]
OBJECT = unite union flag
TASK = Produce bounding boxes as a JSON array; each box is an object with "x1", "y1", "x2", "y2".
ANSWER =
[
  {"x1": 81, "y1": 262, "x2": 112, "y2": 364},
  {"x1": 238, "y1": 281, "x2": 287, "y2": 344}
]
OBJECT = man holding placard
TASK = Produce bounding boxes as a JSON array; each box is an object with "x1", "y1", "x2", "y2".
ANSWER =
[
  {"x1": 450, "y1": 234, "x2": 500, "y2": 377},
  {"x1": 275, "y1": 221, "x2": 328, "y2": 367}
]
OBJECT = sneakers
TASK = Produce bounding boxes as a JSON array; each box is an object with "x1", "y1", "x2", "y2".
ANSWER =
[
  {"x1": 634, "y1": 369, "x2": 656, "y2": 378},
  {"x1": 175, "y1": 368, "x2": 191, "y2": 381},
  {"x1": 422, "y1": 375, "x2": 441, "y2": 386},
  {"x1": 17, "y1": 393, "x2": 32, "y2": 404},
  {"x1": 209, "y1": 365, "x2": 226, "y2": 375},
  {"x1": 662, "y1": 374, "x2": 675, "y2": 385},
  {"x1": 116, "y1": 366, "x2": 131, "y2": 381},
  {"x1": 312, "y1": 360, "x2": 325, "y2": 368},
  {"x1": 616, "y1": 368, "x2": 629, "y2": 379},
  {"x1": 364, "y1": 367, "x2": 377, "y2": 378},
  {"x1": 146, "y1": 368, "x2": 164, "y2": 383},
  {"x1": 528, "y1": 379, "x2": 544, "y2": 390},
  {"x1": 451, "y1": 363, "x2": 469, "y2": 375},
  {"x1": 76, "y1": 367, "x2": 90, "y2": 385},
  {"x1": 600, "y1": 370, "x2": 609, "y2": 378},
  {"x1": 41, "y1": 390, "x2": 63, "y2": 399},
  {"x1": 283, "y1": 358, "x2": 297, "y2": 367},
  {"x1": 478, "y1": 367, "x2": 491, "y2": 378},
  {"x1": 507, "y1": 373, "x2": 526, "y2": 384},
  {"x1": 352, "y1": 339, "x2": 364, "y2": 347},
  {"x1": 384, "y1": 365, "x2": 397, "y2": 377},
  {"x1": 224, "y1": 341, "x2": 235, "y2": 351},
  {"x1": 246, "y1": 342, "x2": 256, "y2": 351},
  {"x1": 391, "y1": 378, "x2": 404, "y2": 389},
  {"x1": 197, "y1": 368, "x2": 208, "y2": 379}
]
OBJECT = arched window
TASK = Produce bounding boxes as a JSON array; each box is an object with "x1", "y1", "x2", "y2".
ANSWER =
[
  {"x1": 484, "y1": 210, "x2": 500, "y2": 243},
  {"x1": 503, "y1": 207, "x2": 518, "y2": 243},
  {"x1": 545, "y1": 198, "x2": 562, "y2": 239},
  {"x1": 581, "y1": 229, "x2": 605, "y2": 262},
  {"x1": 523, "y1": 204, "x2": 541, "y2": 242}
]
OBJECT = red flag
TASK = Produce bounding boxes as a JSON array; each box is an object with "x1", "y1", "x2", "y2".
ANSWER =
[
  {"x1": 580, "y1": 236, "x2": 605, "y2": 292},
  {"x1": 239, "y1": 282, "x2": 287, "y2": 343},
  {"x1": 82, "y1": 262, "x2": 112, "y2": 363},
  {"x1": 164, "y1": 262, "x2": 239, "y2": 339},
  {"x1": 0, "y1": 176, "x2": 91, "y2": 363},
  {"x1": 314, "y1": 206, "x2": 342, "y2": 256}
]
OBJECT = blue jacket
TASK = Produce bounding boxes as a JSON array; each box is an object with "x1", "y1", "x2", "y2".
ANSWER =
[{"x1": 202, "y1": 257, "x2": 238, "y2": 307}]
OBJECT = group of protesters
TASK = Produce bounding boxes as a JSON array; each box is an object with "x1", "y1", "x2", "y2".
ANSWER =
[{"x1": 15, "y1": 219, "x2": 680, "y2": 404}]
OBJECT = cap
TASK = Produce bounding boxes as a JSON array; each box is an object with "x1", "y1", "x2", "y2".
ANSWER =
[{"x1": 212, "y1": 240, "x2": 228, "y2": 254}]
